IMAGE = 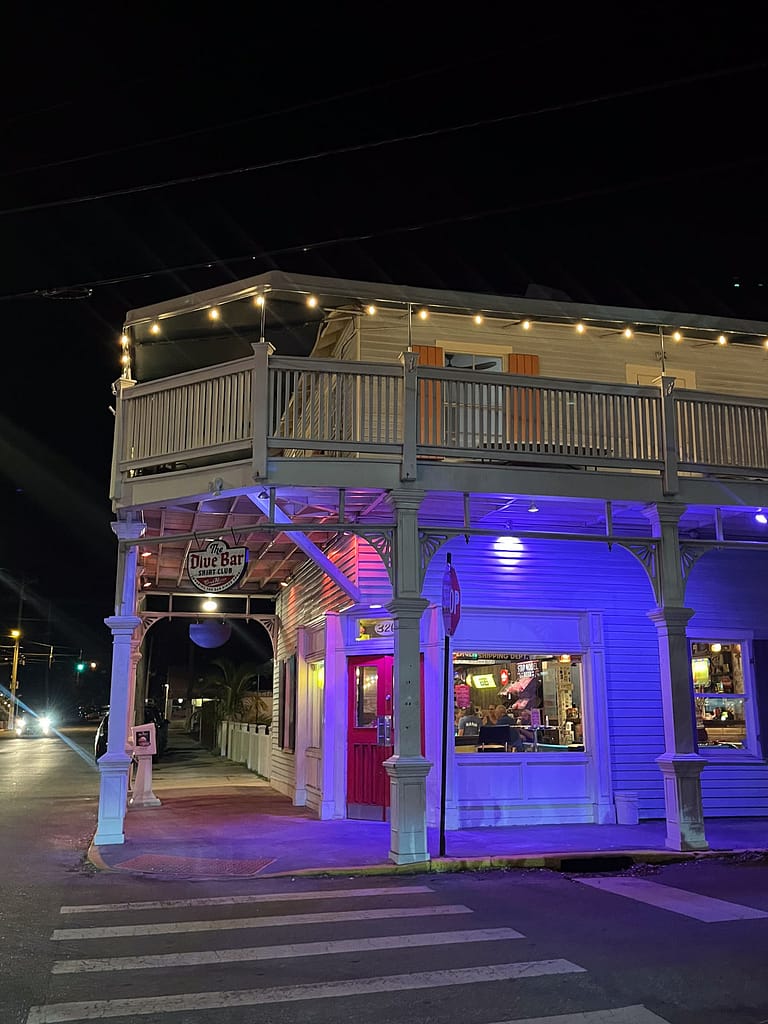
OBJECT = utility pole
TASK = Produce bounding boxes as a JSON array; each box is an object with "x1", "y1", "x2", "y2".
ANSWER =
[{"x1": 9, "y1": 629, "x2": 21, "y2": 731}]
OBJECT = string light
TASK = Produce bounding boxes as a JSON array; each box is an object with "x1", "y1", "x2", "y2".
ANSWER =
[{"x1": 128, "y1": 289, "x2": 768, "y2": 365}]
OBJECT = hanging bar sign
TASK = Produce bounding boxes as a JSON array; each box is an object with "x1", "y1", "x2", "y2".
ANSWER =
[
  {"x1": 187, "y1": 539, "x2": 248, "y2": 593},
  {"x1": 441, "y1": 556, "x2": 461, "y2": 636}
]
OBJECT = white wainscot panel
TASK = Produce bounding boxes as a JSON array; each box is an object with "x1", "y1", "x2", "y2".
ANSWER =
[
  {"x1": 453, "y1": 754, "x2": 593, "y2": 826},
  {"x1": 306, "y1": 748, "x2": 322, "y2": 793},
  {"x1": 455, "y1": 756, "x2": 524, "y2": 800},
  {"x1": 525, "y1": 756, "x2": 590, "y2": 800}
]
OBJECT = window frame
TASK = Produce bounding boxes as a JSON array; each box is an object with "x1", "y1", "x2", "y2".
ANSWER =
[{"x1": 689, "y1": 636, "x2": 761, "y2": 760}]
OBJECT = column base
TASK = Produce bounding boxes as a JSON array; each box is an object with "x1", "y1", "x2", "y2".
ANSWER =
[
  {"x1": 656, "y1": 753, "x2": 709, "y2": 851},
  {"x1": 128, "y1": 754, "x2": 161, "y2": 808},
  {"x1": 93, "y1": 753, "x2": 132, "y2": 846},
  {"x1": 383, "y1": 755, "x2": 432, "y2": 865}
]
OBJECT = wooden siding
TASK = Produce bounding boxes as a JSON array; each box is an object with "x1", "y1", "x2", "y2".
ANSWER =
[
  {"x1": 271, "y1": 536, "x2": 358, "y2": 797},
  {"x1": 687, "y1": 549, "x2": 768, "y2": 816},
  {"x1": 423, "y1": 538, "x2": 768, "y2": 820},
  {"x1": 357, "y1": 307, "x2": 768, "y2": 399},
  {"x1": 280, "y1": 532, "x2": 768, "y2": 820}
]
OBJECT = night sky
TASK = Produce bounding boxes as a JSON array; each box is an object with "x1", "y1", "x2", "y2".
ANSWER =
[{"x1": 2, "y1": 5, "x2": 767, "y2": 688}]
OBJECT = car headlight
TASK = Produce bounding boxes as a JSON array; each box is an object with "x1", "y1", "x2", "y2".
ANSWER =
[
  {"x1": 40, "y1": 716, "x2": 51, "y2": 732},
  {"x1": 16, "y1": 720, "x2": 27, "y2": 734}
]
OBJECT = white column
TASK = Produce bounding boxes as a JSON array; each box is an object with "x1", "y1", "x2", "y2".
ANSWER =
[
  {"x1": 94, "y1": 519, "x2": 145, "y2": 847},
  {"x1": 384, "y1": 488, "x2": 431, "y2": 865},
  {"x1": 94, "y1": 615, "x2": 142, "y2": 844},
  {"x1": 645, "y1": 503, "x2": 708, "y2": 852}
]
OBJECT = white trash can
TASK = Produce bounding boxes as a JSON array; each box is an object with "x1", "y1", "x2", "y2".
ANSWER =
[{"x1": 614, "y1": 791, "x2": 639, "y2": 825}]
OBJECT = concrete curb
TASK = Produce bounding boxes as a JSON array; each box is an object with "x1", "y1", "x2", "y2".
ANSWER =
[{"x1": 85, "y1": 840, "x2": 766, "y2": 883}]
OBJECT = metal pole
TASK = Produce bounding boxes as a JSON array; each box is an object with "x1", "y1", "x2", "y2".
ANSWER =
[
  {"x1": 9, "y1": 631, "x2": 20, "y2": 731},
  {"x1": 439, "y1": 631, "x2": 450, "y2": 858}
]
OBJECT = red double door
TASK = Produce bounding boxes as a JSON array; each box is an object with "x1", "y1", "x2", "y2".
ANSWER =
[{"x1": 346, "y1": 655, "x2": 424, "y2": 821}]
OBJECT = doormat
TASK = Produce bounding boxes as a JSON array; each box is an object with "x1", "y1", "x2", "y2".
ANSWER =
[{"x1": 114, "y1": 854, "x2": 275, "y2": 876}]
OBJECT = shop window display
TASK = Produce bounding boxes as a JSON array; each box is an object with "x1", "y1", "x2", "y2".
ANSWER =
[
  {"x1": 691, "y1": 642, "x2": 748, "y2": 750},
  {"x1": 452, "y1": 652, "x2": 584, "y2": 753}
]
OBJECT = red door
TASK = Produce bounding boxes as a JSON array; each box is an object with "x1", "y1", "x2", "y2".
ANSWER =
[
  {"x1": 347, "y1": 655, "x2": 425, "y2": 821},
  {"x1": 347, "y1": 656, "x2": 393, "y2": 820}
]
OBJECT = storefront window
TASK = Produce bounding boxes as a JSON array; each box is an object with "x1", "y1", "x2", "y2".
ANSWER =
[
  {"x1": 691, "y1": 642, "x2": 748, "y2": 750},
  {"x1": 453, "y1": 651, "x2": 585, "y2": 753},
  {"x1": 355, "y1": 665, "x2": 378, "y2": 728}
]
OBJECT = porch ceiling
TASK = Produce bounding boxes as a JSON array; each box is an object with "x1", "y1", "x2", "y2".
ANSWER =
[{"x1": 131, "y1": 487, "x2": 768, "y2": 599}]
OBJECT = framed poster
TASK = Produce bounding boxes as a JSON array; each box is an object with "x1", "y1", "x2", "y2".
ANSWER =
[
  {"x1": 278, "y1": 654, "x2": 297, "y2": 752},
  {"x1": 131, "y1": 721, "x2": 157, "y2": 756}
]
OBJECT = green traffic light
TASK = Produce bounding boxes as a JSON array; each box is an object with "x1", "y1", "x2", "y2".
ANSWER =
[{"x1": 76, "y1": 661, "x2": 86, "y2": 672}]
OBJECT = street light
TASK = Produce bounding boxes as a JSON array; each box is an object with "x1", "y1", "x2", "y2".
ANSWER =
[{"x1": 8, "y1": 629, "x2": 21, "y2": 732}]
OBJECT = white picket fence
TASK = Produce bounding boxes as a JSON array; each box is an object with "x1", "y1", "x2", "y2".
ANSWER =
[{"x1": 216, "y1": 720, "x2": 272, "y2": 779}]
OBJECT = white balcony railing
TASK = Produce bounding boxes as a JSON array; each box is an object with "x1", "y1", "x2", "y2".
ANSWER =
[{"x1": 111, "y1": 347, "x2": 768, "y2": 498}]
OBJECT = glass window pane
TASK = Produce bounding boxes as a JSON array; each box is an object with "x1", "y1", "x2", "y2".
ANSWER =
[
  {"x1": 355, "y1": 665, "x2": 378, "y2": 727},
  {"x1": 453, "y1": 653, "x2": 584, "y2": 753},
  {"x1": 691, "y1": 642, "x2": 748, "y2": 750}
]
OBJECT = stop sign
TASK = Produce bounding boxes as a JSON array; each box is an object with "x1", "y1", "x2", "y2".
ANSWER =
[{"x1": 441, "y1": 560, "x2": 461, "y2": 636}]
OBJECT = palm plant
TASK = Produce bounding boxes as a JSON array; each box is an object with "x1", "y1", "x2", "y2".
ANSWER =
[{"x1": 201, "y1": 657, "x2": 262, "y2": 722}]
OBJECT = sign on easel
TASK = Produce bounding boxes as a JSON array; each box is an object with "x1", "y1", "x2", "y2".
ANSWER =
[{"x1": 131, "y1": 721, "x2": 157, "y2": 757}]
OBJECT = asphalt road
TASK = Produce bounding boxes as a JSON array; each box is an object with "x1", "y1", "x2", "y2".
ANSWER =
[{"x1": 2, "y1": 727, "x2": 768, "y2": 1024}]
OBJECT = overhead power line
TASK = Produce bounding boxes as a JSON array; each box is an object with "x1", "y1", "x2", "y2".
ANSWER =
[
  {"x1": 2, "y1": 147, "x2": 766, "y2": 304},
  {"x1": 0, "y1": 60, "x2": 765, "y2": 220}
]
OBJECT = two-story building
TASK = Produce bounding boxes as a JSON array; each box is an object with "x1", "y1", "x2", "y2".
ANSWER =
[{"x1": 95, "y1": 270, "x2": 768, "y2": 865}]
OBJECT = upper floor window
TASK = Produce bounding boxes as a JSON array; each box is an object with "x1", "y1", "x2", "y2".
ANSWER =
[{"x1": 445, "y1": 352, "x2": 504, "y2": 372}]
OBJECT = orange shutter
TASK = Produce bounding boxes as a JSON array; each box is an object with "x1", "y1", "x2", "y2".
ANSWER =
[
  {"x1": 507, "y1": 353, "x2": 541, "y2": 446},
  {"x1": 412, "y1": 345, "x2": 443, "y2": 446}
]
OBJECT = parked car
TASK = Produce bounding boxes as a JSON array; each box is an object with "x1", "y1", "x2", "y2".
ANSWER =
[
  {"x1": 15, "y1": 711, "x2": 54, "y2": 737},
  {"x1": 94, "y1": 704, "x2": 169, "y2": 761}
]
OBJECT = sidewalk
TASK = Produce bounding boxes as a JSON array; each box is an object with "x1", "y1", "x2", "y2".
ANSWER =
[{"x1": 89, "y1": 725, "x2": 768, "y2": 881}]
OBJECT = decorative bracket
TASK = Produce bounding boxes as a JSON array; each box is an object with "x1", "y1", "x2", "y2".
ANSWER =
[
  {"x1": 613, "y1": 540, "x2": 661, "y2": 605},
  {"x1": 362, "y1": 530, "x2": 395, "y2": 585},
  {"x1": 419, "y1": 531, "x2": 451, "y2": 587},
  {"x1": 251, "y1": 614, "x2": 280, "y2": 654},
  {"x1": 680, "y1": 543, "x2": 710, "y2": 586}
]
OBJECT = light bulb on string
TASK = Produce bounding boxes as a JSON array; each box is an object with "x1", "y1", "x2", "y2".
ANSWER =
[
  {"x1": 672, "y1": 330, "x2": 682, "y2": 342},
  {"x1": 208, "y1": 307, "x2": 221, "y2": 321},
  {"x1": 623, "y1": 327, "x2": 633, "y2": 339},
  {"x1": 717, "y1": 334, "x2": 727, "y2": 346},
  {"x1": 575, "y1": 322, "x2": 586, "y2": 334},
  {"x1": 150, "y1": 323, "x2": 160, "y2": 335},
  {"x1": 254, "y1": 295, "x2": 265, "y2": 307},
  {"x1": 473, "y1": 314, "x2": 483, "y2": 325},
  {"x1": 521, "y1": 320, "x2": 532, "y2": 330},
  {"x1": 418, "y1": 308, "x2": 429, "y2": 320},
  {"x1": 366, "y1": 305, "x2": 376, "y2": 316}
]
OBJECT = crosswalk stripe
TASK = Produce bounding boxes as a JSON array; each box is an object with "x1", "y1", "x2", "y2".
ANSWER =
[
  {"x1": 59, "y1": 884, "x2": 434, "y2": 915},
  {"x1": 574, "y1": 877, "x2": 768, "y2": 922},
  {"x1": 27, "y1": 960, "x2": 586, "y2": 1023},
  {"x1": 52, "y1": 904, "x2": 472, "y2": 940},
  {"x1": 52, "y1": 926, "x2": 524, "y2": 973},
  {"x1": 486, "y1": 1008, "x2": 672, "y2": 1023}
]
